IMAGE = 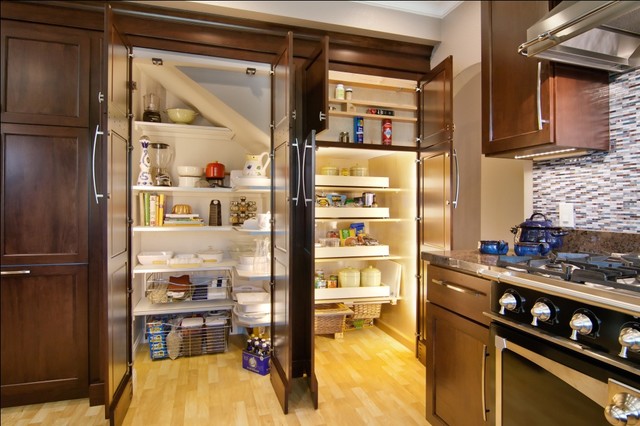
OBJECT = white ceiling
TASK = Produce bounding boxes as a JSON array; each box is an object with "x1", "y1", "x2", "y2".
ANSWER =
[{"x1": 356, "y1": 1, "x2": 462, "y2": 18}]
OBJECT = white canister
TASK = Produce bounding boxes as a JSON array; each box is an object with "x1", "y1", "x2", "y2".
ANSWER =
[
  {"x1": 338, "y1": 267, "x2": 360, "y2": 288},
  {"x1": 360, "y1": 265, "x2": 381, "y2": 287}
]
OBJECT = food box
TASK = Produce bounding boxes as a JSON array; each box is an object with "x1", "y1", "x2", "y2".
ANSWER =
[
  {"x1": 146, "y1": 316, "x2": 169, "y2": 360},
  {"x1": 242, "y1": 350, "x2": 270, "y2": 375}
]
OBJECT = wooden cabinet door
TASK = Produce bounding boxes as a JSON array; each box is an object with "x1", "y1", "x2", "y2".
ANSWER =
[
  {"x1": 426, "y1": 302, "x2": 490, "y2": 426},
  {"x1": 103, "y1": 6, "x2": 133, "y2": 425},
  {"x1": 0, "y1": 20, "x2": 91, "y2": 127},
  {"x1": 419, "y1": 142, "x2": 452, "y2": 251},
  {"x1": 420, "y1": 56, "x2": 453, "y2": 149},
  {"x1": 1, "y1": 264, "x2": 88, "y2": 407},
  {"x1": 1, "y1": 124, "x2": 89, "y2": 266},
  {"x1": 303, "y1": 36, "x2": 329, "y2": 137},
  {"x1": 481, "y1": 1, "x2": 552, "y2": 155}
]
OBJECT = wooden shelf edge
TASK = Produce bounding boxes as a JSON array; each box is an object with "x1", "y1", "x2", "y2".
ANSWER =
[{"x1": 329, "y1": 110, "x2": 417, "y2": 123}]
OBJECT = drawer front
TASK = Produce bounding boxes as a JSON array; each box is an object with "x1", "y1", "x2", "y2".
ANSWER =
[{"x1": 427, "y1": 265, "x2": 491, "y2": 326}]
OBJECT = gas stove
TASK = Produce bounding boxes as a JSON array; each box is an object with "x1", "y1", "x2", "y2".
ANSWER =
[{"x1": 478, "y1": 252, "x2": 640, "y2": 376}]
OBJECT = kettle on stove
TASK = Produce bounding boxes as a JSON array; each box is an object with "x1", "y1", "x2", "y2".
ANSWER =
[{"x1": 511, "y1": 212, "x2": 569, "y2": 250}]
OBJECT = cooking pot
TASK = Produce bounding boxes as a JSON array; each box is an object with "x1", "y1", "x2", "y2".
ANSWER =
[
  {"x1": 510, "y1": 212, "x2": 568, "y2": 250},
  {"x1": 479, "y1": 240, "x2": 509, "y2": 255},
  {"x1": 205, "y1": 161, "x2": 225, "y2": 179}
]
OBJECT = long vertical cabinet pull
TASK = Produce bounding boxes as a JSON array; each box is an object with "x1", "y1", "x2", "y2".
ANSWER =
[
  {"x1": 292, "y1": 138, "x2": 301, "y2": 206},
  {"x1": 1, "y1": 270, "x2": 31, "y2": 275},
  {"x1": 301, "y1": 135, "x2": 314, "y2": 206},
  {"x1": 452, "y1": 148, "x2": 459, "y2": 209},
  {"x1": 92, "y1": 124, "x2": 105, "y2": 204},
  {"x1": 536, "y1": 62, "x2": 550, "y2": 131},
  {"x1": 481, "y1": 343, "x2": 488, "y2": 422}
]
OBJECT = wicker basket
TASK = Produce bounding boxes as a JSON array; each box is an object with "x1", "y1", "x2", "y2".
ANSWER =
[
  {"x1": 352, "y1": 303, "x2": 382, "y2": 319},
  {"x1": 314, "y1": 303, "x2": 352, "y2": 335}
]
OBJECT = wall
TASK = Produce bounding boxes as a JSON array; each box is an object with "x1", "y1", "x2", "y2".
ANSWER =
[
  {"x1": 434, "y1": 1, "x2": 529, "y2": 246},
  {"x1": 532, "y1": 69, "x2": 640, "y2": 234}
]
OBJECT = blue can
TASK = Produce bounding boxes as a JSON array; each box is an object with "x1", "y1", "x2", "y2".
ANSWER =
[{"x1": 354, "y1": 116, "x2": 364, "y2": 143}]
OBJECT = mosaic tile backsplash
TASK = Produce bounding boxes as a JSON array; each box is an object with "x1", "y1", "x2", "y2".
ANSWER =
[{"x1": 532, "y1": 68, "x2": 639, "y2": 235}]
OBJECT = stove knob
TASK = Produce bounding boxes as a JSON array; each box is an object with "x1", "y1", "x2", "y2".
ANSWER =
[
  {"x1": 531, "y1": 302, "x2": 551, "y2": 327},
  {"x1": 499, "y1": 293, "x2": 517, "y2": 315},
  {"x1": 618, "y1": 327, "x2": 640, "y2": 359},
  {"x1": 604, "y1": 392, "x2": 640, "y2": 425},
  {"x1": 569, "y1": 313, "x2": 593, "y2": 340}
]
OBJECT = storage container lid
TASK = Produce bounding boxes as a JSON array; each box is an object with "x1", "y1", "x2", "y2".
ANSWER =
[{"x1": 181, "y1": 317, "x2": 204, "y2": 328}]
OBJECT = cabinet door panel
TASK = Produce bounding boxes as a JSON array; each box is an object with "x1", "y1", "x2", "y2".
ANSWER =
[
  {"x1": 1, "y1": 21, "x2": 90, "y2": 127},
  {"x1": 1, "y1": 265, "x2": 88, "y2": 407},
  {"x1": 426, "y1": 302, "x2": 490, "y2": 426},
  {"x1": 1, "y1": 124, "x2": 88, "y2": 265}
]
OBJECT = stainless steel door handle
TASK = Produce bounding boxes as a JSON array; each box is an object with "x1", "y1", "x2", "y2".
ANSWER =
[
  {"x1": 431, "y1": 279, "x2": 484, "y2": 297},
  {"x1": 452, "y1": 148, "x2": 459, "y2": 209},
  {"x1": 292, "y1": 138, "x2": 301, "y2": 206},
  {"x1": 92, "y1": 124, "x2": 105, "y2": 204},
  {"x1": 1, "y1": 270, "x2": 31, "y2": 275}
]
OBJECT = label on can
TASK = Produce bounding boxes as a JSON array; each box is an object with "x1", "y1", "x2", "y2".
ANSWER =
[
  {"x1": 382, "y1": 119, "x2": 392, "y2": 145},
  {"x1": 354, "y1": 116, "x2": 364, "y2": 143}
]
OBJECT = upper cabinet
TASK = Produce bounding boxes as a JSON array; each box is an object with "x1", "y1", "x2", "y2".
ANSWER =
[
  {"x1": 1, "y1": 21, "x2": 93, "y2": 128},
  {"x1": 481, "y1": 1, "x2": 610, "y2": 160}
]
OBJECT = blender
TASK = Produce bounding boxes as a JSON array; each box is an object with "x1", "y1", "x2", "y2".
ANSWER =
[
  {"x1": 148, "y1": 142, "x2": 174, "y2": 186},
  {"x1": 143, "y1": 93, "x2": 161, "y2": 123}
]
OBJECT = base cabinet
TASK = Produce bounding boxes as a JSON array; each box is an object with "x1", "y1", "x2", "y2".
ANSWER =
[{"x1": 425, "y1": 265, "x2": 491, "y2": 426}]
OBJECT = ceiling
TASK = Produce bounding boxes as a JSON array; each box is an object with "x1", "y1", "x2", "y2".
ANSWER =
[{"x1": 356, "y1": 1, "x2": 462, "y2": 18}]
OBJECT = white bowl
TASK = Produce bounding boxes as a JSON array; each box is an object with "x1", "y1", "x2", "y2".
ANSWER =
[
  {"x1": 166, "y1": 108, "x2": 198, "y2": 124},
  {"x1": 137, "y1": 251, "x2": 174, "y2": 265},
  {"x1": 178, "y1": 176, "x2": 201, "y2": 187},
  {"x1": 177, "y1": 166, "x2": 203, "y2": 176}
]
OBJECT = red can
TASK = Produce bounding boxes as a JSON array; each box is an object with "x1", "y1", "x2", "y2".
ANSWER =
[{"x1": 382, "y1": 119, "x2": 392, "y2": 145}]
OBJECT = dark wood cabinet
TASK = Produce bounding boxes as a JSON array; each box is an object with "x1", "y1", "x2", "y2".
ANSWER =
[
  {"x1": 425, "y1": 265, "x2": 491, "y2": 426},
  {"x1": 481, "y1": 1, "x2": 610, "y2": 159},
  {"x1": 1, "y1": 18, "x2": 101, "y2": 408},
  {"x1": 1, "y1": 20, "x2": 92, "y2": 128},
  {"x1": 0, "y1": 265, "x2": 88, "y2": 407}
]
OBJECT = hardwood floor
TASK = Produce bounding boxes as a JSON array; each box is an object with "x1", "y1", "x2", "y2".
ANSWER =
[{"x1": 1, "y1": 327, "x2": 430, "y2": 425}]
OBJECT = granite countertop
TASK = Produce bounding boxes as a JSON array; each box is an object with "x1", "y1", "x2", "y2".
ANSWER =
[{"x1": 421, "y1": 250, "x2": 504, "y2": 276}]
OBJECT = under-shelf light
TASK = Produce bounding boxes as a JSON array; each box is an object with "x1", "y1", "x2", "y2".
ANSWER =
[{"x1": 514, "y1": 148, "x2": 577, "y2": 160}]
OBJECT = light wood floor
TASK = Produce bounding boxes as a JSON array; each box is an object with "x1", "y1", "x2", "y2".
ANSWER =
[{"x1": 1, "y1": 327, "x2": 430, "y2": 425}]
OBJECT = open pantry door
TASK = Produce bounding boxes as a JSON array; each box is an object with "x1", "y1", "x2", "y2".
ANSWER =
[
  {"x1": 270, "y1": 31, "x2": 297, "y2": 414},
  {"x1": 102, "y1": 5, "x2": 133, "y2": 425}
]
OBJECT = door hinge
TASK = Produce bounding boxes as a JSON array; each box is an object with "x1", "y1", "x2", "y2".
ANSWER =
[
  {"x1": 292, "y1": 110, "x2": 297, "y2": 120},
  {"x1": 98, "y1": 92, "x2": 105, "y2": 103}
]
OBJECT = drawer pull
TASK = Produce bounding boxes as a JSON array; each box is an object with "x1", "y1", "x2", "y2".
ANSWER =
[
  {"x1": 1, "y1": 270, "x2": 31, "y2": 275},
  {"x1": 431, "y1": 279, "x2": 484, "y2": 297}
]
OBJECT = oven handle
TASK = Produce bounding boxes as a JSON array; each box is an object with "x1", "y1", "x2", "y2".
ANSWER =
[
  {"x1": 486, "y1": 312, "x2": 640, "y2": 377},
  {"x1": 494, "y1": 333, "x2": 608, "y2": 408}
]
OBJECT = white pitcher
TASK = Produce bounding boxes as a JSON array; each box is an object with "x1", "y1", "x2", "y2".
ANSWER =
[{"x1": 243, "y1": 152, "x2": 271, "y2": 176}]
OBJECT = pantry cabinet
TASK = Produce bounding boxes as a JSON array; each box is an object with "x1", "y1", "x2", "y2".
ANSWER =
[
  {"x1": 0, "y1": 17, "x2": 102, "y2": 408},
  {"x1": 481, "y1": 1, "x2": 610, "y2": 159}
]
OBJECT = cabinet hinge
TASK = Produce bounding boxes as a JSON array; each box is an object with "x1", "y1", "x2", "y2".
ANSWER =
[
  {"x1": 127, "y1": 144, "x2": 134, "y2": 152},
  {"x1": 127, "y1": 113, "x2": 134, "y2": 119},
  {"x1": 415, "y1": 137, "x2": 421, "y2": 144},
  {"x1": 415, "y1": 158, "x2": 421, "y2": 164},
  {"x1": 415, "y1": 273, "x2": 422, "y2": 280},
  {"x1": 269, "y1": 69, "x2": 275, "y2": 76},
  {"x1": 292, "y1": 110, "x2": 296, "y2": 120},
  {"x1": 415, "y1": 87, "x2": 421, "y2": 93},
  {"x1": 415, "y1": 216, "x2": 421, "y2": 221},
  {"x1": 128, "y1": 53, "x2": 134, "y2": 58},
  {"x1": 98, "y1": 91, "x2": 105, "y2": 103},
  {"x1": 130, "y1": 81, "x2": 138, "y2": 91},
  {"x1": 127, "y1": 218, "x2": 134, "y2": 225},
  {"x1": 270, "y1": 122, "x2": 275, "y2": 129}
]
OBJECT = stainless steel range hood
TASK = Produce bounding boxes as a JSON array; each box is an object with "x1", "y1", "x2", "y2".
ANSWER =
[{"x1": 518, "y1": 1, "x2": 640, "y2": 73}]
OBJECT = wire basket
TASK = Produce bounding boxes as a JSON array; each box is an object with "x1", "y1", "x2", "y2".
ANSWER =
[{"x1": 351, "y1": 303, "x2": 382, "y2": 319}]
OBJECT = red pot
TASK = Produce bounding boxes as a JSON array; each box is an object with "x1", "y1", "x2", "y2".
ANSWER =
[{"x1": 205, "y1": 161, "x2": 225, "y2": 179}]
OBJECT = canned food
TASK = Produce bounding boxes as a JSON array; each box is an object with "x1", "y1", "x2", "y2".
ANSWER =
[{"x1": 354, "y1": 116, "x2": 364, "y2": 143}]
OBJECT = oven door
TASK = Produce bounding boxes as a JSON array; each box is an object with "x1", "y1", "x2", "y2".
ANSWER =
[{"x1": 491, "y1": 322, "x2": 640, "y2": 426}]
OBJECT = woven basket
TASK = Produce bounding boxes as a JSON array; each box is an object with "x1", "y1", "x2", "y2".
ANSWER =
[
  {"x1": 314, "y1": 303, "x2": 352, "y2": 335},
  {"x1": 352, "y1": 303, "x2": 382, "y2": 319}
]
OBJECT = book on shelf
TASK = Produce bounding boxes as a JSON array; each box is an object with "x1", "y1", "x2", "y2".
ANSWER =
[{"x1": 138, "y1": 191, "x2": 168, "y2": 227}]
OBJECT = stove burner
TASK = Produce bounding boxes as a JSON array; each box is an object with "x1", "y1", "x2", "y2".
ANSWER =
[{"x1": 497, "y1": 253, "x2": 640, "y2": 294}]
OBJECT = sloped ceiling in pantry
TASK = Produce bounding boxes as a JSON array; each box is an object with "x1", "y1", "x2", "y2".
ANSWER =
[{"x1": 136, "y1": 56, "x2": 271, "y2": 154}]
